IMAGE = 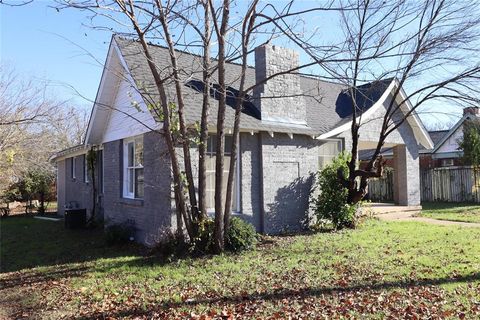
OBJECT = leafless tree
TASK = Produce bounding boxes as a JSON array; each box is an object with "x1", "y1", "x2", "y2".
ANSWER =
[
  {"x1": 0, "y1": 65, "x2": 88, "y2": 193},
  {"x1": 0, "y1": 65, "x2": 58, "y2": 127},
  {"x1": 56, "y1": 0, "x2": 339, "y2": 251},
  {"x1": 424, "y1": 120, "x2": 456, "y2": 132},
  {"x1": 282, "y1": 0, "x2": 480, "y2": 203},
  {"x1": 0, "y1": 0, "x2": 33, "y2": 6}
]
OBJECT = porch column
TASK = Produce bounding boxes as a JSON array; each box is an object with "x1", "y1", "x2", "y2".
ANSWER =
[{"x1": 393, "y1": 144, "x2": 420, "y2": 206}]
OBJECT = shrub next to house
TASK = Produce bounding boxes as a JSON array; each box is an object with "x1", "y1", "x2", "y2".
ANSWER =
[
  {"x1": 313, "y1": 153, "x2": 359, "y2": 229},
  {"x1": 192, "y1": 217, "x2": 257, "y2": 254}
]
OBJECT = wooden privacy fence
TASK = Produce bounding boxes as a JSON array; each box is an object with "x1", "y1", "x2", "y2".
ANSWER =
[
  {"x1": 367, "y1": 166, "x2": 480, "y2": 203},
  {"x1": 367, "y1": 169, "x2": 394, "y2": 202},
  {"x1": 420, "y1": 166, "x2": 480, "y2": 202}
]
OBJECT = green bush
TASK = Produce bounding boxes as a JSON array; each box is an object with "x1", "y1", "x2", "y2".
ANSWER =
[
  {"x1": 225, "y1": 217, "x2": 257, "y2": 252},
  {"x1": 147, "y1": 216, "x2": 258, "y2": 255},
  {"x1": 312, "y1": 152, "x2": 359, "y2": 229},
  {"x1": 192, "y1": 218, "x2": 216, "y2": 253},
  {"x1": 191, "y1": 217, "x2": 257, "y2": 253},
  {"x1": 153, "y1": 230, "x2": 190, "y2": 258},
  {"x1": 105, "y1": 223, "x2": 135, "y2": 246}
]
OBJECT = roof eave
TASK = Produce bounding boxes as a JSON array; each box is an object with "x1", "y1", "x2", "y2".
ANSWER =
[
  {"x1": 431, "y1": 114, "x2": 469, "y2": 153},
  {"x1": 396, "y1": 83, "x2": 434, "y2": 150},
  {"x1": 316, "y1": 79, "x2": 396, "y2": 140},
  {"x1": 49, "y1": 144, "x2": 90, "y2": 163}
]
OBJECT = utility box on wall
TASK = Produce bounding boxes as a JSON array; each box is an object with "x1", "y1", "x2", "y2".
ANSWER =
[{"x1": 64, "y1": 209, "x2": 86, "y2": 229}]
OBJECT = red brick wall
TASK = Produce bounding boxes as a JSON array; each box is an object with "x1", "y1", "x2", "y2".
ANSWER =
[{"x1": 419, "y1": 155, "x2": 463, "y2": 169}]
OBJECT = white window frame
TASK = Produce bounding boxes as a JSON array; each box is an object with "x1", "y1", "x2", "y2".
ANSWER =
[
  {"x1": 318, "y1": 139, "x2": 343, "y2": 170},
  {"x1": 205, "y1": 134, "x2": 241, "y2": 214},
  {"x1": 123, "y1": 136, "x2": 144, "y2": 199},
  {"x1": 72, "y1": 157, "x2": 76, "y2": 180},
  {"x1": 234, "y1": 134, "x2": 241, "y2": 213},
  {"x1": 442, "y1": 158, "x2": 454, "y2": 167},
  {"x1": 101, "y1": 149, "x2": 104, "y2": 194},
  {"x1": 84, "y1": 155, "x2": 89, "y2": 183}
]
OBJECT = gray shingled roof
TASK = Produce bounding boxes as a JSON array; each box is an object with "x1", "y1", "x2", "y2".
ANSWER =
[
  {"x1": 428, "y1": 130, "x2": 449, "y2": 146},
  {"x1": 114, "y1": 36, "x2": 389, "y2": 136},
  {"x1": 358, "y1": 147, "x2": 394, "y2": 161}
]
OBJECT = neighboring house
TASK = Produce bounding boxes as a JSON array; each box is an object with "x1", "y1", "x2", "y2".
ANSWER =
[
  {"x1": 51, "y1": 35, "x2": 433, "y2": 245},
  {"x1": 419, "y1": 107, "x2": 480, "y2": 168},
  {"x1": 360, "y1": 107, "x2": 479, "y2": 169}
]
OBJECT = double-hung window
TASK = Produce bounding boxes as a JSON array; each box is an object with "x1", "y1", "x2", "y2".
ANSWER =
[
  {"x1": 205, "y1": 135, "x2": 239, "y2": 212},
  {"x1": 123, "y1": 136, "x2": 144, "y2": 199},
  {"x1": 318, "y1": 140, "x2": 342, "y2": 169}
]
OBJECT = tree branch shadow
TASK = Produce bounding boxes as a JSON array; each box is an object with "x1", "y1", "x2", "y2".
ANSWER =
[{"x1": 74, "y1": 272, "x2": 480, "y2": 319}]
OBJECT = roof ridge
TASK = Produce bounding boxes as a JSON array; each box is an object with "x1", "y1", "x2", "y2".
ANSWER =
[
  {"x1": 114, "y1": 34, "x2": 348, "y2": 88},
  {"x1": 113, "y1": 34, "x2": 256, "y2": 70}
]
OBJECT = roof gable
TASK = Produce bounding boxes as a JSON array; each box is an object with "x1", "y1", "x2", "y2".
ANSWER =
[
  {"x1": 85, "y1": 37, "x2": 157, "y2": 145},
  {"x1": 84, "y1": 36, "x2": 431, "y2": 148},
  {"x1": 431, "y1": 115, "x2": 470, "y2": 153},
  {"x1": 317, "y1": 79, "x2": 433, "y2": 149},
  {"x1": 428, "y1": 130, "x2": 449, "y2": 146}
]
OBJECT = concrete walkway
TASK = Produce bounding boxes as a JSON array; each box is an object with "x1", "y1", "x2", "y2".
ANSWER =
[{"x1": 376, "y1": 211, "x2": 480, "y2": 228}]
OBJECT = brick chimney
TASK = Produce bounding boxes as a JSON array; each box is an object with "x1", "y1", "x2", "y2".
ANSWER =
[
  {"x1": 463, "y1": 107, "x2": 480, "y2": 117},
  {"x1": 253, "y1": 45, "x2": 306, "y2": 125}
]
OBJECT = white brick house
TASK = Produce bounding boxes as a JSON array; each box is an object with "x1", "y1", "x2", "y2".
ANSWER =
[{"x1": 52, "y1": 35, "x2": 433, "y2": 245}]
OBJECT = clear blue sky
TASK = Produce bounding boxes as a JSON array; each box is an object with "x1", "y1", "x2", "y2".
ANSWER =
[
  {"x1": 1, "y1": 1, "x2": 112, "y2": 108},
  {"x1": 0, "y1": 1, "x2": 463, "y2": 127}
]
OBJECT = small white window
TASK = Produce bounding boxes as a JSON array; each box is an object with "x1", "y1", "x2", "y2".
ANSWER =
[
  {"x1": 318, "y1": 140, "x2": 343, "y2": 169},
  {"x1": 442, "y1": 158, "x2": 454, "y2": 167},
  {"x1": 123, "y1": 136, "x2": 144, "y2": 199}
]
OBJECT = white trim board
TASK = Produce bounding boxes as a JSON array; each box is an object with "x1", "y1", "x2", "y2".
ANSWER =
[
  {"x1": 316, "y1": 79, "x2": 434, "y2": 150},
  {"x1": 317, "y1": 80, "x2": 395, "y2": 140},
  {"x1": 85, "y1": 36, "x2": 158, "y2": 146}
]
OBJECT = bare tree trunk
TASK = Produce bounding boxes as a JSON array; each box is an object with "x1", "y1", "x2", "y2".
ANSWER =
[
  {"x1": 39, "y1": 191, "x2": 45, "y2": 215},
  {"x1": 345, "y1": 0, "x2": 368, "y2": 204},
  {"x1": 157, "y1": 0, "x2": 199, "y2": 222},
  {"x1": 224, "y1": 1, "x2": 258, "y2": 234},
  {"x1": 87, "y1": 147, "x2": 97, "y2": 225},
  {"x1": 211, "y1": 0, "x2": 230, "y2": 252},
  {"x1": 198, "y1": 0, "x2": 211, "y2": 220},
  {"x1": 124, "y1": 4, "x2": 194, "y2": 239}
]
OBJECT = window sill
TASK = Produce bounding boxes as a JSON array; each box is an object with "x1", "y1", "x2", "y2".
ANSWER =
[
  {"x1": 207, "y1": 210, "x2": 242, "y2": 216},
  {"x1": 116, "y1": 198, "x2": 144, "y2": 207}
]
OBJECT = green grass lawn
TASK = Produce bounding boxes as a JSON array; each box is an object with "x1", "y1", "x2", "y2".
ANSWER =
[
  {"x1": 1, "y1": 216, "x2": 480, "y2": 319},
  {"x1": 421, "y1": 202, "x2": 480, "y2": 223}
]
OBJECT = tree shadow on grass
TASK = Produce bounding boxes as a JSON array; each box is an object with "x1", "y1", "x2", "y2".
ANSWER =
[
  {"x1": 74, "y1": 272, "x2": 480, "y2": 319},
  {"x1": 0, "y1": 216, "x2": 144, "y2": 274},
  {"x1": 0, "y1": 255, "x2": 162, "y2": 290},
  {"x1": 0, "y1": 215, "x2": 235, "y2": 289},
  {"x1": 0, "y1": 264, "x2": 91, "y2": 289}
]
